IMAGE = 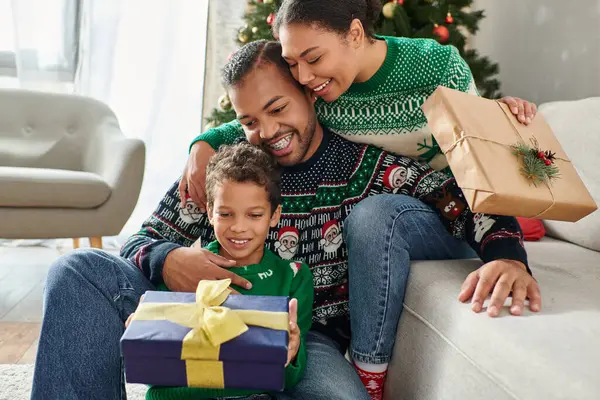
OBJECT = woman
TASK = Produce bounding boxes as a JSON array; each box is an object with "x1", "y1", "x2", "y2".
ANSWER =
[{"x1": 180, "y1": 1, "x2": 537, "y2": 399}]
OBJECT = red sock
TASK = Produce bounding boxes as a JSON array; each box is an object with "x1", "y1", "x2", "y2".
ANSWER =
[{"x1": 353, "y1": 361, "x2": 387, "y2": 400}]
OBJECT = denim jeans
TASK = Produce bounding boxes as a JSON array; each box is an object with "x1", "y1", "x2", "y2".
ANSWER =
[
  {"x1": 344, "y1": 195, "x2": 477, "y2": 364},
  {"x1": 31, "y1": 249, "x2": 369, "y2": 400}
]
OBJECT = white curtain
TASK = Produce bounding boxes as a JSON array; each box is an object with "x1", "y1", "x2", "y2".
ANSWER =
[
  {"x1": 75, "y1": 0, "x2": 210, "y2": 243},
  {"x1": 0, "y1": 0, "x2": 210, "y2": 247}
]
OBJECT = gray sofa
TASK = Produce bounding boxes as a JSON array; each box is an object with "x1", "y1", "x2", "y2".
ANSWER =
[{"x1": 386, "y1": 97, "x2": 600, "y2": 400}]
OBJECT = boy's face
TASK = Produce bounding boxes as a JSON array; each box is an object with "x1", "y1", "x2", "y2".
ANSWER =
[{"x1": 208, "y1": 179, "x2": 281, "y2": 266}]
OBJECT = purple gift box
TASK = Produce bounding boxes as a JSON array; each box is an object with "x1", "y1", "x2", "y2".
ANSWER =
[{"x1": 120, "y1": 290, "x2": 289, "y2": 391}]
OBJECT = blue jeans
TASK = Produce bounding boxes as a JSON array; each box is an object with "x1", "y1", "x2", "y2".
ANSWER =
[
  {"x1": 31, "y1": 249, "x2": 369, "y2": 400},
  {"x1": 344, "y1": 195, "x2": 477, "y2": 364}
]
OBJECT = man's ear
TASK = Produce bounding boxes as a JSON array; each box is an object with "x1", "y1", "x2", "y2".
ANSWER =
[{"x1": 270, "y1": 204, "x2": 282, "y2": 227}]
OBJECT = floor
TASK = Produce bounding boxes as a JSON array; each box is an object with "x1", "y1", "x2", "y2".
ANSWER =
[{"x1": 0, "y1": 240, "x2": 119, "y2": 365}]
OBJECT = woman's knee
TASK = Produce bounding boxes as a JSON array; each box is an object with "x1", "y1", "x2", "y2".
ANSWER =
[{"x1": 345, "y1": 195, "x2": 430, "y2": 239}]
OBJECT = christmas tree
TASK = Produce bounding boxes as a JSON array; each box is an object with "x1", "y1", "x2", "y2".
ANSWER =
[{"x1": 205, "y1": 0, "x2": 500, "y2": 128}]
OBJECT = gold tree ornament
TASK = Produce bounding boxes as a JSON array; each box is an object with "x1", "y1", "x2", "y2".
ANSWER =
[
  {"x1": 218, "y1": 94, "x2": 232, "y2": 111},
  {"x1": 382, "y1": 2, "x2": 397, "y2": 19}
]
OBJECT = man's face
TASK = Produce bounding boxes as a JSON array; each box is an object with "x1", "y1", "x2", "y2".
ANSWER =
[{"x1": 229, "y1": 63, "x2": 322, "y2": 166}]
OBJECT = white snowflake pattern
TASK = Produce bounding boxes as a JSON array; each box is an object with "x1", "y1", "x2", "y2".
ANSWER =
[
  {"x1": 315, "y1": 304, "x2": 339, "y2": 320},
  {"x1": 313, "y1": 266, "x2": 333, "y2": 286},
  {"x1": 418, "y1": 175, "x2": 443, "y2": 195}
]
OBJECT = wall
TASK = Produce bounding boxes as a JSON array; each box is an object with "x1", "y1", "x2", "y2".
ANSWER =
[
  {"x1": 201, "y1": 0, "x2": 246, "y2": 127},
  {"x1": 471, "y1": 0, "x2": 600, "y2": 104}
]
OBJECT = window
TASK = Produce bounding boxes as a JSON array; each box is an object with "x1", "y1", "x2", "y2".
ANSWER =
[{"x1": 0, "y1": 0, "x2": 80, "y2": 82}]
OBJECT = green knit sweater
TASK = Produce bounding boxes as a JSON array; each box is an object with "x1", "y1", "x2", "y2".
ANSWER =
[
  {"x1": 146, "y1": 241, "x2": 314, "y2": 400},
  {"x1": 191, "y1": 35, "x2": 478, "y2": 171}
]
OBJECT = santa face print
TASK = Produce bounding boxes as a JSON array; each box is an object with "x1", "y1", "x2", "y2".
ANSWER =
[
  {"x1": 275, "y1": 228, "x2": 300, "y2": 260},
  {"x1": 383, "y1": 165, "x2": 413, "y2": 194},
  {"x1": 325, "y1": 226, "x2": 339, "y2": 243},
  {"x1": 208, "y1": 180, "x2": 281, "y2": 266},
  {"x1": 473, "y1": 213, "x2": 496, "y2": 243},
  {"x1": 392, "y1": 168, "x2": 409, "y2": 189},
  {"x1": 320, "y1": 222, "x2": 343, "y2": 254},
  {"x1": 179, "y1": 199, "x2": 202, "y2": 224}
]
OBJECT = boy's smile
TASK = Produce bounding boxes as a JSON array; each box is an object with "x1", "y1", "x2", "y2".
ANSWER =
[{"x1": 208, "y1": 179, "x2": 281, "y2": 266}]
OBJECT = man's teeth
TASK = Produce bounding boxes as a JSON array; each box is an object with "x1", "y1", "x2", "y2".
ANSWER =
[
  {"x1": 269, "y1": 135, "x2": 291, "y2": 151},
  {"x1": 231, "y1": 239, "x2": 249, "y2": 244},
  {"x1": 314, "y1": 79, "x2": 331, "y2": 92}
]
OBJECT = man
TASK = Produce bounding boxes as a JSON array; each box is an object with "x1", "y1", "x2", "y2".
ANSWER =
[{"x1": 31, "y1": 40, "x2": 540, "y2": 400}]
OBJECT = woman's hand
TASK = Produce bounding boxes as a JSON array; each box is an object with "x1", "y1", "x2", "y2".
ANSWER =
[
  {"x1": 498, "y1": 96, "x2": 537, "y2": 125},
  {"x1": 178, "y1": 141, "x2": 216, "y2": 212},
  {"x1": 286, "y1": 298, "x2": 300, "y2": 367},
  {"x1": 458, "y1": 259, "x2": 541, "y2": 317}
]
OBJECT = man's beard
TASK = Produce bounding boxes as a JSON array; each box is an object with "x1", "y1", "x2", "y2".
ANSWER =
[{"x1": 262, "y1": 114, "x2": 318, "y2": 167}]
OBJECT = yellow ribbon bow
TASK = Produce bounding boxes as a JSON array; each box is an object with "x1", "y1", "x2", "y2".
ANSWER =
[{"x1": 132, "y1": 279, "x2": 289, "y2": 360}]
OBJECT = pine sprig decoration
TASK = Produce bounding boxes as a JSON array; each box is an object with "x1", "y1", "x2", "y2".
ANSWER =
[{"x1": 512, "y1": 141, "x2": 560, "y2": 186}]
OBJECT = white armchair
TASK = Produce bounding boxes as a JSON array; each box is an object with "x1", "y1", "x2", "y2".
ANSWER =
[{"x1": 0, "y1": 88, "x2": 145, "y2": 248}]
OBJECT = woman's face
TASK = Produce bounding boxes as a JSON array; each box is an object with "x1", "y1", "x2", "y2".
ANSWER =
[{"x1": 278, "y1": 23, "x2": 360, "y2": 102}]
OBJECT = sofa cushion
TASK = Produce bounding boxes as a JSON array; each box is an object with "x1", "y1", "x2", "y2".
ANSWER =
[
  {"x1": 386, "y1": 238, "x2": 600, "y2": 400},
  {"x1": 538, "y1": 98, "x2": 600, "y2": 251},
  {"x1": 0, "y1": 166, "x2": 111, "y2": 208}
]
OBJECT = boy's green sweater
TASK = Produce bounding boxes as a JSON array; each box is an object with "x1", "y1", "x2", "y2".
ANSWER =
[
  {"x1": 191, "y1": 35, "x2": 478, "y2": 171},
  {"x1": 146, "y1": 241, "x2": 314, "y2": 400}
]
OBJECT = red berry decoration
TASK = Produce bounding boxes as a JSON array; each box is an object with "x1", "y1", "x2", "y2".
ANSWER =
[
  {"x1": 445, "y1": 13, "x2": 453, "y2": 24},
  {"x1": 433, "y1": 24, "x2": 450, "y2": 43},
  {"x1": 544, "y1": 159, "x2": 552, "y2": 166},
  {"x1": 397, "y1": 0, "x2": 404, "y2": 5},
  {"x1": 537, "y1": 151, "x2": 545, "y2": 159},
  {"x1": 266, "y1": 13, "x2": 275, "y2": 25}
]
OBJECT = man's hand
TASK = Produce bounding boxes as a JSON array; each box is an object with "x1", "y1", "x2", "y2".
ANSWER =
[
  {"x1": 458, "y1": 259, "x2": 541, "y2": 317},
  {"x1": 178, "y1": 141, "x2": 216, "y2": 212},
  {"x1": 286, "y1": 298, "x2": 300, "y2": 367},
  {"x1": 162, "y1": 247, "x2": 252, "y2": 293},
  {"x1": 498, "y1": 96, "x2": 537, "y2": 125}
]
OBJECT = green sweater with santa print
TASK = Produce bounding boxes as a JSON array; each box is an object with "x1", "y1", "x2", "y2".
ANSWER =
[
  {"x1": 146, "y1": 241, "x2": 314, "y2": 400},
  {"x1": 191, "y1": 35, "x2": 479, "y2": 171}
]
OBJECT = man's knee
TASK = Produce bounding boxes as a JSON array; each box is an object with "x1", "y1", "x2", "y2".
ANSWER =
[{"x1": 46, "y1": 249, "x2": 113, "y2": 289}]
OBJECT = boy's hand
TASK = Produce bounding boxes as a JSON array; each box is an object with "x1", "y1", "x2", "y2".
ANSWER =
[
  {"x1": 498, "y1": 96, "x2": 537, "y2": 125},
  {"x1": 163, "y1": 247, "x2": 251, "y2": 293},
  {"x1": 178, "y1": 141, "x2": 215, "y2": 212},
  {"x1": 286, "y1": 298, "x2": 300, "y2": 367},
  {"x1": 458, "y1": 259, "x2": 541, "y2": 317},
  {"x1": 125, "y1": 294, "x2": 145, "y2": 328}
]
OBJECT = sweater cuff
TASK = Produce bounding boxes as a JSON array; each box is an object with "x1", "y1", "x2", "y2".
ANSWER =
[
  {"x1": 480, "y1": 238, "x2": 531, "y2": 275},
  {"x1": 189, "y1": 131, "x2": 223, "y2": 153},
  {"x1": 147, "y1": 241, "x2": 183, "y2": 284}
]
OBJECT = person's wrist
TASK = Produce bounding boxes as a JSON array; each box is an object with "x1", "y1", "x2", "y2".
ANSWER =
[
  {"x1": 501, "y1": 259, "x2": 527, "y2": 272},
  {"x1": 162, "y1": 247, "x2": 186, "y2": 280}
]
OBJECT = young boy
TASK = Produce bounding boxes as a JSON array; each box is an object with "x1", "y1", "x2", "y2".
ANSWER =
[{"x1": 128, "y1": 142, "x2": 314, "y2": 399}]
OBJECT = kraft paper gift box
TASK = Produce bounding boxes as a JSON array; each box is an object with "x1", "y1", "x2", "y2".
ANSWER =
[
  {"x1": 121, "y1": 280, "x2": 289, "y2": 391},
  {"x1": 421, "y1": 86, "x2": 597, "y2": 222}
]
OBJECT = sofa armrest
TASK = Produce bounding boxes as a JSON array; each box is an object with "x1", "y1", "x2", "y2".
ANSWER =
[
  {"x1": 83, "y1": 117, "x2": 145, "y2": 188},
  {"x1": 82, "y1": 116, "x2": 146, "y2": 233}
]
